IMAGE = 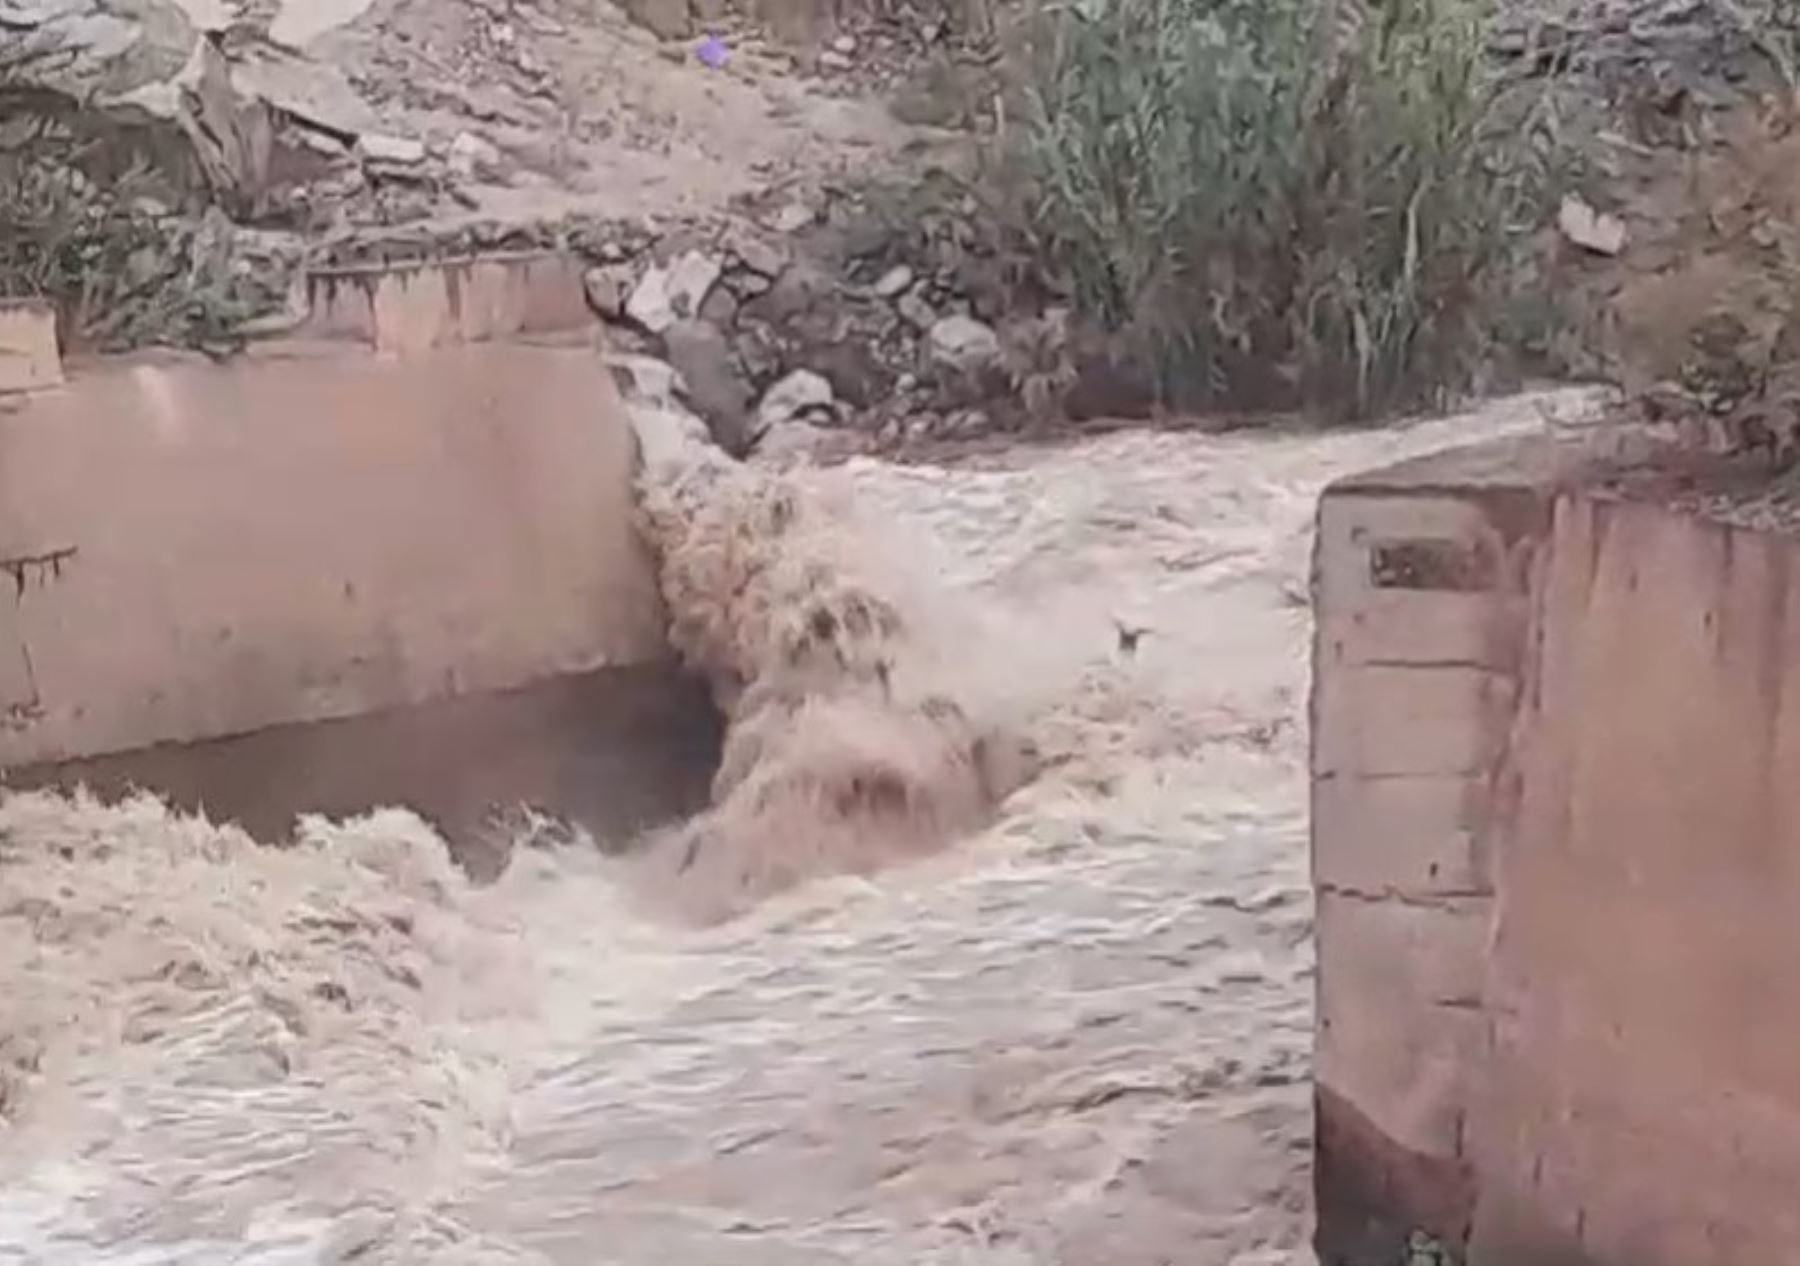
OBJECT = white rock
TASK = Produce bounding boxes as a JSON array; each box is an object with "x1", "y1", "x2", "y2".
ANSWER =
[
  {"x1": 668, "y1": 250, "x2": 723, "y2": 320},
  {"x1": 874, "y1": 265, "x2": 914, "y2": 298},
  {"x1": 928, "y1": 314, "x2": 1000, "y2": 372},
  {"x1": 630, "y1": 251, "x2": 722, "y2": 333},
  {"x1": 819, "y1": 49, "x2": 853, "y2": 71},
  {"x1": 170, "y1": 0, "x2": 235, "y2": 33},
  {"x1": 831, "y1": 34, "x2": 857, "y2": 53},
  {"x1": 730, "y1": 271, "x2": 773, "y2": 297},
  {"x1": 234, "y1": 48, "x2": 381, "y2": 137},
  {"x1": 295, "y1": 127, "x2": 349, "y2": 157},
  {"x1": 606, "y1": 354, "x2": 688, "y2": 408},
  {"x1": 629, "y1": 401, "x2": 716, "y2": 472},
  {"x1": 897, "y1": 291, "x2": 936, "y2": 331},
  {"x1": 448, "y1": 130, "x2": 502, "y2": 178},
  {"x1": 767, "y1": 202, "x2": 815, "y2": 234},
  {"x1": 1557, "y1": 195, "x2": 1626, "y2": 256},
  {"x1": 751, "y1": 420, "x2": 835, "y2": 466},
  {"x1": 626, "y1": 264, "x2": 674, "y2": 332},
  {"x1": 730, "y1": 232, "x2": 789, "y2": 278},
  {"x1": 756, "y1": 369, "x2": 835, "y2": 432},
  {"x1": 269, "y1": 0, "x2": 374, "y2": 46},
  {"x1": 584, "y1": 264, "x2": 633, "y2": 320},
  {"x1": 358, "y1": 133, "x2": 427, "y2": 166}
]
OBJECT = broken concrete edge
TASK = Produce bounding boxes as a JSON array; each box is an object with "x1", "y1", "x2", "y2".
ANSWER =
[
  {"x1": 295, "y1": 250, "x2": 597, "y2": 354},
  {"x1": 304, "y1": 247, "x2": 578, "y2": 281},
  {"x1": 2, "y1": 250, "x2": 605, "y2": 388}
]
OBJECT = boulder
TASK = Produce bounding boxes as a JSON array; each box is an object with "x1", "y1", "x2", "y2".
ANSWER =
[
  {"x1": 928, "y1": 314, "x2": 1000, "y2": 373},
  {"x1": 663, "y1": 319, "x2": 754, "y2": 456},
  {"x1": 873, "y1": 264, "x2": 914, "y2": 298},
  {"x1": 620, "y1": 0, "x2": 689, "y2": 41},
  {"x1": 583, "y1": 264, "x2": 633, "y2": 321},
  {"x1": 627, "y1": 249, "x2": 721, "y2": 334},
  {"x1": 755, "y1": 368, "x2": 834, "y2": 434}
]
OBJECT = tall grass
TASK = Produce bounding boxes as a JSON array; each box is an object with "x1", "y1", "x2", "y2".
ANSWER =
[{"x1": 1014, "y1": 0, "x2": 1564, "y2": 418}]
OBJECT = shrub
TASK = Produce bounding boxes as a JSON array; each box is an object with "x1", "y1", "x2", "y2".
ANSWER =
[
  {"x1": 1012, "y1": 0, "x2": 1566, "y2": 418},
  {"x1": 0, "y1": 40, "x2": 268, "y2": 353}
]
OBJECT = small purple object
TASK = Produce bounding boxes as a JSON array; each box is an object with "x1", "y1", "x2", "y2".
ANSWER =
[{"x1": 696, "y1": 33, "x2": 728, "y2": 68}]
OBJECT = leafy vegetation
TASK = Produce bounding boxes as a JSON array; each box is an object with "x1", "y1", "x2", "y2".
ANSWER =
[
  {"x1": 1007, "y1": 0, "x2": 1569, "y2": 419},
  {"x1": 0, "y1": 39, "x2": 267, "y2": 353}
]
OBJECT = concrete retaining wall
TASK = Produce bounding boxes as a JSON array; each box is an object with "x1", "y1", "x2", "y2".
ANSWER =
[
  {"x1": 1313, "y1": 437, "x2": 1800, "y2": 1265},
  {"x1": 0, "y1": 268, "x2": 719, "y2": 860}
]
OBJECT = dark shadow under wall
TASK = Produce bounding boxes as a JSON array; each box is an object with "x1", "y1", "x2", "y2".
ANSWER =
[{"x1": 2, "y1": 664, "x2": 725, "y2": 882}]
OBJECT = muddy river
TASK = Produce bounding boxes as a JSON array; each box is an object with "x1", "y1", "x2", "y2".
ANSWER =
[{"x1": 0, "y1": 394, "x2": 1586, "y2": 1264}]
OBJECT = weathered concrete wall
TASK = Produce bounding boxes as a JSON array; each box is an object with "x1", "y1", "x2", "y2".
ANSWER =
[
  {"x1": 1469, "y1": 492, "x2": 1800, "y2": 1266},
  {"x1": 297, "y1": 252, "x2": 592, "y2": 354},
  {"x1": 1311, "y1": 439, "x2": 1556, "y2": 1261},
  {"x1": 0, "y1": 321, "x2": 716, "y2": 855},
  {"x1": 1314, "y1": 438, "x2": 1800, "y2": 1265},
  {"x1": 0, "y1": 301, "x2": 64, "y2": 394}
]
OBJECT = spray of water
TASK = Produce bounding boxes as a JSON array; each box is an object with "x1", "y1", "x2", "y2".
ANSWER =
[{"x1": 627, "y1": 414, "x2": 1038, "y2": 923}]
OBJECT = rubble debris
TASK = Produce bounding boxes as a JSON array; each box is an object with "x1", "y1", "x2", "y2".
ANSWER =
[
  {"x1": 268, "y1": 0, "x2": 375, "y2": 48},
  {"x1": 607, "y1": 352, "x2": 687, "y2": 408},
  {"x1": 1558, "y1": 195, "x2": 1627, "y2": 256},
  {"x1": 663, "y1": 318, "x2": 754, "y2": 454},
  {"x1": 181, "y1": 36, "x2": 275, "y2": 216},
  {"x1": 229, "y1": 41, "x2": 380, "y2": 138},
  {"x1": 698, "y1": 284, "x2": 738, "y2": 327},
  {"x1": 756, "y1": 368, "x2": 835, "y2": 434},
  {"x1": 747, "y1": 417, "x2": 837, "y2": 465},
  {"x1": 627, "y1": 262, "x2": 679, "y2": 333},
  {"x1": 620, "y1": 0, "x2": 689, "y2": 41},
  {"x1": 448, "y1": 130, "x2": 503, "y2": 181},
  {"x1": 357, "y1": 132, "x2": 426, "y2": 167},
  {"x1": 2, "y1": 0, "x2": 199, "y2": 99},
  {"x1": 928, "y1": 314, "x2": 1000, "y2": 373},
  {"x1": 897, "y1": 290, "x2": 936, "y2": 331},
  {"x1": 873, "y1": 265, "x2": 913, "y2": 298},
  {"x1": 766, "y1": 202, "x2": 816, "y2": 234},
  {"x1": 627, "y1": 250, "x2": 722, "y2": 333},
  {"x1": 728, "y1": 231, "x2": 789, "y2": 280},
  {"x1": 584, "y1": 263, "x2": 634, "y2": 320}
]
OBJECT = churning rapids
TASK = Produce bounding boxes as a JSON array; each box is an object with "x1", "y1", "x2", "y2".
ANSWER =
[{"x1": 0, "y1": 393, "x2": 1588, "y2": 1265}]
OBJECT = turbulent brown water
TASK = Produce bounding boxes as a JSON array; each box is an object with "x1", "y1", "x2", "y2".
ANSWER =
[{"x1": 0, "y1": 392, "x2": 1590, "y2": 1265}]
